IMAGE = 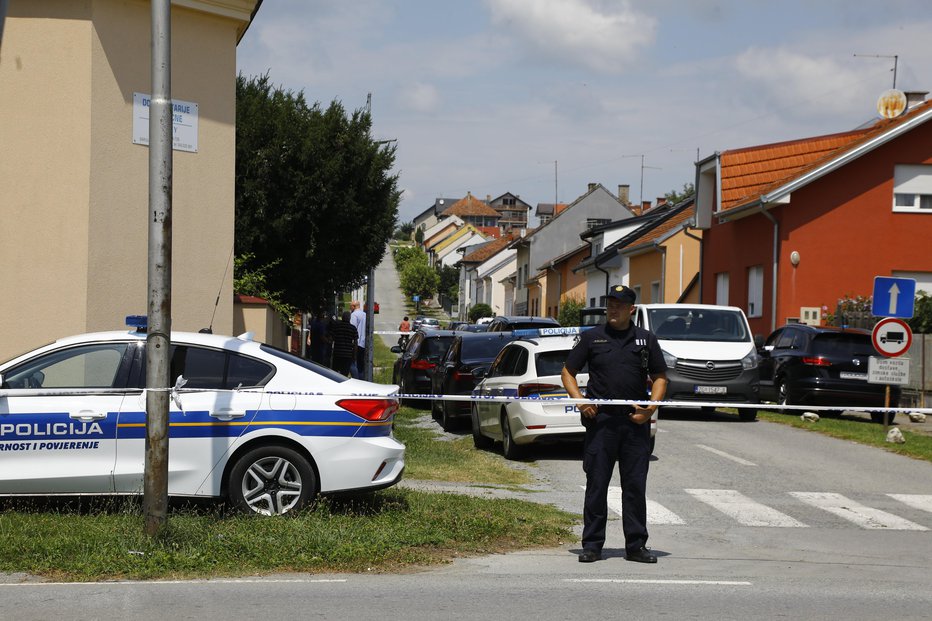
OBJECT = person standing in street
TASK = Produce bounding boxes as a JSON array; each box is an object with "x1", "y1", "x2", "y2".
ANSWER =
[
  {"x1": 329, "y1": 311, "x2": 358, "y2": 378},
  {"x1": 398, "y1": 315, "x2": 411, "y2": 348},
  {"x1": 561, "y1": 284, "x2": 668, "y2": 564},
  {"x1": 350, "y1": 300, "x2": 366, "y2": 379}
]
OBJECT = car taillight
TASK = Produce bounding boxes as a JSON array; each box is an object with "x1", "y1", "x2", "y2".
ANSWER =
[
  {"x1": 517, "y1": 382, "x2": 561, "y2": 397},
  {"x1": 410, "y1": 358, "x2": 436, "y2": 370},
  {"x1": 802, "y1": 356, "x2": 831, "y2": 366},
  {"x1": 336, "y1": 398, "x2": 398, "y2": 422},
  {"x1": 452, "y1": 369, "x2": 473, "y2": 381}
]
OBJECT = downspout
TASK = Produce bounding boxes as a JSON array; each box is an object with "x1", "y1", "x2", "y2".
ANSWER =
[
  {"x1": 758, "y1": 204, "x2": 779, "y2": 332},
  {"x1": 584, "y1": 238, "x2": 611, "y2": 304},
  {"x1": 657, "y1": 244, "x2": 666, "y2": 303},
  {"x1": 546, "y1": 262, "x2": 563, "y2": 317},
  {"x1": 683, "y1": 225, "x2": 703, "y2": 301}
]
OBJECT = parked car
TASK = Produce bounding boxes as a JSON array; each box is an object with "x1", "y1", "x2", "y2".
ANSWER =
[
  {"x1": 757, "y1": 324, "x2": 900, "y2": 422},
  {"x1": 635, "y1": 304, "x2": 760, "y2": 421},
  {"x1": 448, "y1": 321, "x2": 488, "y2": 332},
  {"x1": 0, "y1": 320, "x2": 405, "y2": 515},
  {"x1": 419, "y1": 317, "x2": 441, "y2": 330},
  {"x1": 430, "y1": 331, "x2": 519, "y2": 431},
  {"x1": 391, "y1": 329, "x2": 456, "y2": 405},
  {"x1": 471, "y1": 327, "x2": 658, "y2": 458},
  {"x1": 580, "y1": 306, "x2": 606, "y2": 326},
  {"x1": 485, "y1": 316, "x2": 561, "y2": 332}
]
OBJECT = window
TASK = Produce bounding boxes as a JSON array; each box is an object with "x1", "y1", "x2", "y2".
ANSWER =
[
  {"x1": 503, "y1": 197, "x2": 516, "y2": 206},
  {"x1": 650, "y1": 281, "x2": 661, "y2": 304},
  {"x1": 747, "y1": 266, "x2": 764, "y2": 318},
  {"x1": 167, "y1": 345, "x2": 276, "y2": 389},
  {"x1": 2, "y1": 343, "x2": 129, "y2": 389},
  {"x1": 893, "y1": 164, "x2": 932, "y2": 212},
  {"x1": 715, "y1": 272, "x2": 729, "y2": 306}
]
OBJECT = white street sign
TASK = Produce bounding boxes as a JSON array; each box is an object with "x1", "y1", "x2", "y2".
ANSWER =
[
  {"x1": 868, "y1": 356, "x2": 910, "y2": 385},
  {"x1": 132, "y1": 92, "x2": 199, "y2": 153}
]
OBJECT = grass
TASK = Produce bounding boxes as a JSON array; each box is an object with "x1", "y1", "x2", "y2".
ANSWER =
[{"x1": 737, "y1": 408, "x2": 932, "y2": 462}]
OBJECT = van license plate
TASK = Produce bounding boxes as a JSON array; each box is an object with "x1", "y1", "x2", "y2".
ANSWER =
[
  {"x1": 695, "y1": 386, "x2": 727, "y2": 395},
  {"x1": 839, "y1": 372, "x2": 868, "y2": 381}
]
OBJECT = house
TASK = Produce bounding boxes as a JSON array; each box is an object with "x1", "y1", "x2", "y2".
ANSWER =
[
  {"x1": 420, "y1": 215, "x2": 465, "y2": 250},
  {"x1": 431, "y1": 224, "x2": 489, "y2": 268},
  {"x1": 512, "y1": 183, "x2": 635, "y2": 315},
  {"x1": 535, "y1": 202, "x2": 568, "y2": 226},
  {"x1": 695, "y1": 91, "x2": 932, "y2": 336},
  {"x1": 536, "y1": 243, "x2": 590, "y2": 318},
  {"x1": 455, "y1": 235, "x2": 515, "y2": 320},
  {"x1": 487, "y1": 192, "x2": 532, "y2": 230},
  {"x1": 0, "y1": 0, "x2": 260, "y2": 360},
  {"x1": 412, "y1": 197, "x2": 460, "y2": 238},
  {"x1": 439, "y1": 193, "x2": 502, "y2": 228},
  {"x1": 575, "y1": 197, "x2": 700, "y2": 306}
]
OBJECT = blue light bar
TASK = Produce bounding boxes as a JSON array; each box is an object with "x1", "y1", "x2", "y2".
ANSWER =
[
  {"x1": 512, "y1": 326, "x2": 593, "y2": 338},
  {"x1": 125, "y1": 315, "x2": 148, "y2": 332}
]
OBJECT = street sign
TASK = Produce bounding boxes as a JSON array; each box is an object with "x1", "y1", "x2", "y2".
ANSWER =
[
  {"x1": 871, "y1": 276, "x2": 916, "y2": 318},
  {"x1": 871, "y1": 317, "x2": 912, "y2": 357},
  {"x1": 412, "y1": 295, "x2": 420, "y2": 302},
  {"x1": 867, "y1": 356, "x2": 910, "y2": 385}
]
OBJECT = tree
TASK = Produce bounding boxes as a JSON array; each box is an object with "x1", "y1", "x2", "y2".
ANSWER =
[
  {"x1": 395, "y1": 220, "x2": 415, "y2": 240},
  {"x1": 469, "y1": 303, "x2": 493, "y2": 322},
  {"x1": 437, "y1": 264, "x2": 459, "y2": 302},
  {"x1": 664, "y1": 182, "x2": 695, "y2": 205},
  {"x1": 558, "y1": 295, "x2": 585, "y2": 327},
  {"x1": 393, "y1": 245, "x2": 427, "y2": 272},
  {"x1": 400, "y1": 261, "x2": 439, "y2": 299},
  {"x1": 233, "y1": 253, "x2": 295, "y2": 321},
  {"x1": 235, "y1": 73, "x2": 400, "y2": 310},
  {"x1": 908, "y1": 290, "x2": 932, "y2": 334}
]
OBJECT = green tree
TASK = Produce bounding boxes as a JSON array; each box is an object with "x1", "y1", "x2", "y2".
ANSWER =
[
  {"x1": 558, "y1": 295, "x2": 585, "y2": 327},
  {"x1": 393, "y1": 245, "x2": 427, "y2": 271},
  {"x1": 437, "y1": 264, "x2": 459, "y2": 301},
  {"x1": 414, "y1": 226, "x2": 424, "y2": 244},
  {"x1": 908, "y1": 290, "x2": 932, "y2": 334},
  {"x1": 235, "y1": 73, "x2": 400, "y2": 310},
  {"x1": 400, "y1": 261, "x2": 439, "y2": 299},
  {"x1": 469, "y1": 303, "x2": 493, "y2": 322},
  {"x1": 233, "y1": 253, "x2": 296, "y2": 321},
  {"x1": 664, "y1": 182, "x2": 695, "y2": 205},
  {"x1": 395, "y1": 220, "x2": 415, "y2": 240}
]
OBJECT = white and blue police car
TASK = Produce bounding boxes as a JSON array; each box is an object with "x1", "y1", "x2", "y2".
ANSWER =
[
  {"x1": 471, "y1": 326, "x2": 658, "y2": 459},
  {"x1": 0, "y1": 318, "x2": 405, "y2": 515}
]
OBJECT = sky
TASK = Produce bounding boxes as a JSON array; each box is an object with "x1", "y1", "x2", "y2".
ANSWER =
[{"x1": 236, "y1": 0, "x2": 932, "y2": 225}]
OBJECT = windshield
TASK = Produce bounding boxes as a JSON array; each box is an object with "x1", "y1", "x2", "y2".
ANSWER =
[
  {"x1": 811, "y1": 333, "x2": 876, "y2": 356},
  {"x1": 648, "y1": 308, "x2": 750, "y2": 343},
  {"x1": 462, "y1": 335, "x2": 516, "y2": 360}
]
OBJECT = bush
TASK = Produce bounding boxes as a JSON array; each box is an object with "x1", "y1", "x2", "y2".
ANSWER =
[
  {"x1": 469, "y1": 303, "x2": 493, "y2": 322},
  {"x1": 558, "y1": 295, "x2": 585, "y2": 327}
]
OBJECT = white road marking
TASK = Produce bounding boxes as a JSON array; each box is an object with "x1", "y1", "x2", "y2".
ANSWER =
[
  {"x1": 566, "y1": 579, "x2": 752, "y2": 586},
  {"x1": 686, "y1": 489, "x2": 808, "y2": 527},
  {"x1": 791, "y1": 492, "x2": 929, "y2": 530},
  {"x1": 888, "y1": 493, "x2": 932, "y2": 514},
  {"x1": 580, "y1": 486, "x2": 685, "y2": 525},
  {"x1": 695, "y1": 444, "x2": 757, "y2": 466}
]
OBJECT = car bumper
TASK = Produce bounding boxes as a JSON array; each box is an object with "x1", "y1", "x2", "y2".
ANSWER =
[
  {"x1": 664, "y1": 367, "x2": 760, "y2": 405},
  {"x1": 788, "y1": 378, "x2": 900, "y2": 408},
  {"x1": 507, "y1": 401, "x2": 586, "y2": 445}
]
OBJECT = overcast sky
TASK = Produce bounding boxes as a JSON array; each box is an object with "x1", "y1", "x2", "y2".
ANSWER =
[{"x1": 237, "y1": 0, "x2": 932, "y2": 224}]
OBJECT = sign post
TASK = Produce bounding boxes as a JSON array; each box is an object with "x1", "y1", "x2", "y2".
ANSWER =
[{"x1": 870, "y1": 316, "x2": 913, "y2": 432}]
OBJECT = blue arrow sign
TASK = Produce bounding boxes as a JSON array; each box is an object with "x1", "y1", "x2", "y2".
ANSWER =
[{"x1": 872, "y1": 276, "x2": 916, "y2": 318}]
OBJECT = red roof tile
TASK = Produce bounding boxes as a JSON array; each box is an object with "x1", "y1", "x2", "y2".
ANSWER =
[
  {"x1": 460, "y1": 234, "x2": 514, "y2": 264},
  {"x1": 442, "y1": 193, "x2": 501, "y2": 218}
]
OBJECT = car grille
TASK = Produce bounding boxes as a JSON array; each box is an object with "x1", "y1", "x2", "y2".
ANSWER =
[{"x1": 675, "y1": 359, "x2": 743, "y2": 382}]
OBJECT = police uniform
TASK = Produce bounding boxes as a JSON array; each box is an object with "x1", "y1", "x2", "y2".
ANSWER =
[{"x1": 564, "y1": 288, "x2": 666, "y2": 561}]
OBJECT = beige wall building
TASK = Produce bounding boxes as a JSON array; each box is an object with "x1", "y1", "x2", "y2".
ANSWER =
[{"x1": 0, "y1": 0, "x2": 259, "y2": 361}]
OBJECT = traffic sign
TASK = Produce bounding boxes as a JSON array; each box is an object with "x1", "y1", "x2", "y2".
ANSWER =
[
  {"x1": 871, "y1": 317, "x2": 912, "y2": 357},
  {"x1": 871, "y1": 276, "x2": 916, "y2": 318},
  {"x1": 867, "y1": 356, "x2": 910, "y2": 385}
]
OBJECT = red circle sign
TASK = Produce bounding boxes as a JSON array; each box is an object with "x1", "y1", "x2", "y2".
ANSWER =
[{"x1": 871, "y1": 317, "x2": 912, "y2": 357}]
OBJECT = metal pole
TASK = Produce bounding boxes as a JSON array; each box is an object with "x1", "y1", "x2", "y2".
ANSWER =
[
  {"x1": 366, "y1": 268, "x2": 375, "y2": 381},
  {"x1": 143, "y1": 0, "x2": 173, "y2": 538}
]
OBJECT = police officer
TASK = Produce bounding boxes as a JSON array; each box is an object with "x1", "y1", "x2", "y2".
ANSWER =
[{"x1": 562, "y1": 284, "x2": 667, "y2": 563}]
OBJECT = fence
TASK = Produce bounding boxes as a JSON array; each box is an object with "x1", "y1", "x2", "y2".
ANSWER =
[{"x1": 900, "y1": 334, "x2": 932, "y2": 408}]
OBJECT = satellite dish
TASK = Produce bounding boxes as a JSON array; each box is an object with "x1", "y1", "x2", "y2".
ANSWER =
[{"x1": 877, "y1": 89, "x2": 907, "y2": 119}]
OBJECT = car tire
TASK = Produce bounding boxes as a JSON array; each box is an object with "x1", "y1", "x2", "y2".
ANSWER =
[
  {"x1": 871, "y1": 411, "x2": 895, "y2": 424},
  {"x1": 777, "y1": 379, "x2": 792, "y2": 413},
  {"x1": 228, "y1": 445, "x2": 317, "y2": 516},
  {"x1": 440, "y1": 400, "x2": 458, "y2": 432},
  {"x1": 501, "y1": 409, "x2": 523, "y2": 460},
  {"x1": 738, "y1": 408, "x2": 757, "y2": 422},
  {"x1": 471, "y1": 404, "x2": 493, "y2": 450}
]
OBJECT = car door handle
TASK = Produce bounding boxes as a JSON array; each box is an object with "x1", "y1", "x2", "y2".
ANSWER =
[
  {"x1": 71, "y1": 410, "x2": 107, "y2": 422},
  {"x1": 210, "y1": 409, "x2": 246, "y2": 421}
]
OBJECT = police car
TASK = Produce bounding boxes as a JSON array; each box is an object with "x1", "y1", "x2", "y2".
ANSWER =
[
  {"x1": 470, "y1": 327, "x2": 658, "y2": 459},
  {"x1": 0, "y1": 319, "x2": 405, "y2": 515}
]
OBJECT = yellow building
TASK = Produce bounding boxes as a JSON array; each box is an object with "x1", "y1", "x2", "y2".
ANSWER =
[{"x1": 0, "y1": 0, "x2": 259, "y2": 361}]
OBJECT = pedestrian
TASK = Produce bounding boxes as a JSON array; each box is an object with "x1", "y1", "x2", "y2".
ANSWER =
[
  {"x1": 350, "y1": 300, "x2": 367, "y2": 379},
  {"x1": 310, "y1": 310, "x2": 329, "y2": 365},
  {"x1": 329, "y1": 311, "x2": 358, "y2": 378},
  {"x1": 561, "y1": 284, "x2": 668, "y2": 564},
  {"x1": 398, "y1": 315, "x2": 411, "y2": 348}
]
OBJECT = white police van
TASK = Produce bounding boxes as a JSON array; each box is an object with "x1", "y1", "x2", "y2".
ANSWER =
[{"x1": 0, "y1": 318, "x2": 405, "y2": 515}]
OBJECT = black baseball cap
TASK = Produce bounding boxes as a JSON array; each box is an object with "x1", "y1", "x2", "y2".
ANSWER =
[{"x1": 606, "y1": 284, "x2": 637, "y2": 304}]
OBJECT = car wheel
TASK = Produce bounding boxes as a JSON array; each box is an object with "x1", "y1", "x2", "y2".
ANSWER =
[
  {"x1": 871, "y1": 411, "x2": 895, "y2": 424},
  {"x1": 228, "y1": 446, "x2": 317, "y2": 516},
  {"x1": 777, "y1": 379, "x2": 792, "y2": 412},
  {"x1": 501, "y1": 409, "x2": 523, "y2": 460},
  {"x1": 471, "y1": 403, "x2": 493, "y2": 450},
  {"x1": 738, "y1": 408, "x2": 757, "y2": 422}
]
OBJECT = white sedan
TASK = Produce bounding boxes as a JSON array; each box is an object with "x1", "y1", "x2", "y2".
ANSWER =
[
  {"x1": 471, "y1": 328, "x2": 657, "y2": 459},
  {"x1": 0, "y1": 320, "x2": 405, "y2": 515}
]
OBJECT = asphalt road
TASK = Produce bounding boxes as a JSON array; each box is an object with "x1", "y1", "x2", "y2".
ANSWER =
[{"x1": 5, "y1": 410, "x2": 931, "y2": 620}]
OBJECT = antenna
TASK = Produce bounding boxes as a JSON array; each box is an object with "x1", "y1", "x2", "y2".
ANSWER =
[
  {"x1": 853, "y1": 54, "x2": 898, "y2": 89},
  {"x1": 207, "y1": 245, "x2": 235, "y2": 334}
]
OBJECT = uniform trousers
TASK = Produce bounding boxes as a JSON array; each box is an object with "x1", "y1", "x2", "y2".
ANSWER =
[{"x1": 581, "y1": 406, "x2": 651, "y2": 553}]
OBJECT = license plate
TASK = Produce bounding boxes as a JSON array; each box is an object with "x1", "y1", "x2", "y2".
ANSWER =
[
  {"x1": 695, "y1": 385, "x2": 727, "y2": 395},
  {"x1": 839, "y1": 372, "x2": 868, "y2": 381}
]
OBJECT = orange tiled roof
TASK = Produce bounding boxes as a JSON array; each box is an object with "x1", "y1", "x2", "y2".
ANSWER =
[
  {"x1": 628, "y1": 207, "x2": 694, "y2": 247},
  {"x1": 477, "y1": 226, "x2": 501, "y2": 238},
  {"x1": 461, "y1": 234, "x2": 514, "y2": 264},
  {"x1": 720, "y1": 100, "x2": 932, "y2": 211},
  {"x1": 442, "y1": 193, "x2": 501, "y2": 218}
]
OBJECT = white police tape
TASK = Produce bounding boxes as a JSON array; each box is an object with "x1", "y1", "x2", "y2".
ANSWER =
[{"x1": 2, "y1": 386, "x2": 928, "y2": 414}]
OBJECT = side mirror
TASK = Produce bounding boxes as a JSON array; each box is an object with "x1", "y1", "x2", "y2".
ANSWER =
[
  {"x1": 753, "y1": 334, "x2": 765, "y2": 349},
  {"x1": 473, "y1": 366, "x2": 489, "y2": 379},
  {"x1": 390, "y1": 346, "x2": 402, "y2": 354}
]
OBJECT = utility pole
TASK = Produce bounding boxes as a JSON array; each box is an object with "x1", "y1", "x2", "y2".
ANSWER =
[{"x1": 143, "y1": 0, "x2": 173, "y2": 538}]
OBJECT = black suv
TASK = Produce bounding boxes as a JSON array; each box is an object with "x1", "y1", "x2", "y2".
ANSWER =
[
  {"x1": 391, "y1": 329, "x2": 456, "y2": 405},
  {"x1": 485, "y1": 316, "x2": 560, "y2": 332},
  {"x1": 757, "y1": 324, "x2": 900, "y2": 422}
]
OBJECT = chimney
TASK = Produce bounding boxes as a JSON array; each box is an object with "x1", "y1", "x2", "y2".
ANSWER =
[
  {"x1": 486, "y1": 194, "x2": 491, "y2": 202},
  {"x1": 905, "y1": 91, "x2": 929, "y2": 110},
  {"x1": 618, "y1": 184, "x2": 630, "y2": 205},
  {"x1": 587, "y1": 182, "x2": 597, "y2": 192},
  {"x1": 641, "y1": 200, "x2": 651, "y2": 213},
  {"x1": 656, "y1": 197, "x2": 667, "y2": 207}
]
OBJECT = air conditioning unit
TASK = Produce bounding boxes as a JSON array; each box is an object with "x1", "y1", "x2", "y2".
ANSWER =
[{"x1": 800, "y1": 307, "x2": 821, "y2": 326}]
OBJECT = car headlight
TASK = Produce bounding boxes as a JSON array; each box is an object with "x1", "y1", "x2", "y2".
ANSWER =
[
  {"x1": 662, "y1": 349, "x2": 677, "y2": 369},
  {"x1": 741, "y1": 350, "x2": 760, "y2": 370}
]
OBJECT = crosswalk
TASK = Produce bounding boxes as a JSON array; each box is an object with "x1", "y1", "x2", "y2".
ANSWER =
[{"x1": 588, "y1": 487, "x2": 932, "y2": 530}]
